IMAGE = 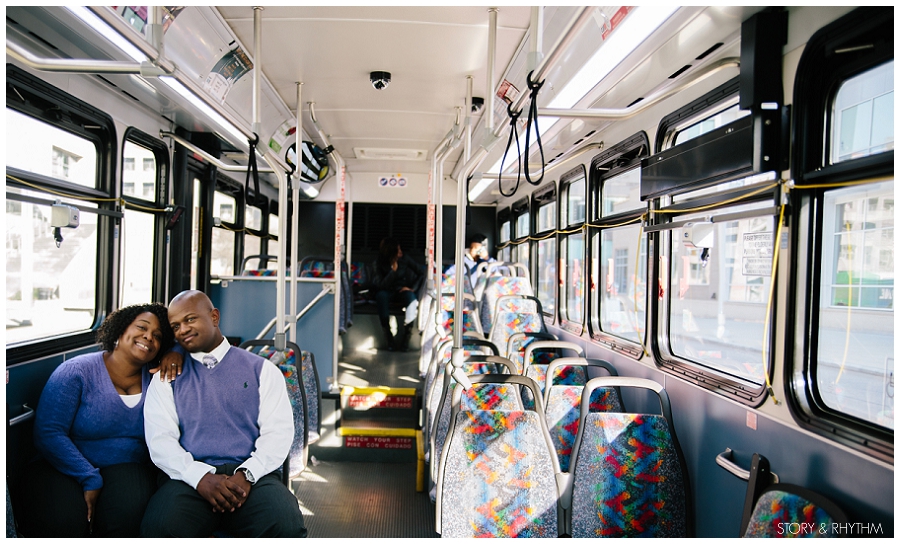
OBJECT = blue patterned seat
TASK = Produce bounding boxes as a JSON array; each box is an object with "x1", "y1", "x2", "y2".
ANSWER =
[
  {"x1": 436, "y1": 374, "x2": 561, "y2": 537},
  {"x1": 506, "y1": 332, "x2": 557, "y2": 374},
  {"x1": 480, "y1": 276, "x2": 535, "y2": 334},
  {"x1": 244, "y1": 340, "x2": 317, "y2": 480},
  {"x1": 541, "y1": 358, "x2": 623, "y2": 473},
  {"x1": 739, "y1": 453, "x2": 848, "y2": 538},
  {"x1": 488, "y1": 306, "x2": 545, "y2": 359},
  {"x1": 429, "y1": 356, "x2": 518, "y2": 497},
  {"x1": 566, "y1": 377, "x2": 689, "y2": 537},
  {"x1": 521, "y1": 340, "x2": 584, "y2": 410}
]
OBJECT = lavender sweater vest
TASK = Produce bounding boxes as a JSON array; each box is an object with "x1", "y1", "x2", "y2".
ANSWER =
[
  {"x1": 172, "y1": 348, "x2": 264, "y2": 466},
  {"x1": 34, "y1": 352, "x2": 151, "y2": 491}
]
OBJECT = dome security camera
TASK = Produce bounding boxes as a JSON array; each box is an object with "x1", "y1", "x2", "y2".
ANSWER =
[{"x1": 370, "y1": 71, "x2": 391, "y2": 90}]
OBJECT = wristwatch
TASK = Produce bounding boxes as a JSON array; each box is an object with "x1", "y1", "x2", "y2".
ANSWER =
[{"x1": 236, "y1": 467, "x2": 256, "y2": 484}]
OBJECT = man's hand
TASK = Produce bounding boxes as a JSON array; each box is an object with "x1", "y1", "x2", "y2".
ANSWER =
[
  {"x1": 196, "y1": 473, "x2": 248, "y2": 513},
  {"x1": 84, "y1": 488, "x2": 100, "y2": 522},
  {"x1": 150, "y1": 351, "x2": 183, "y2": 382}
]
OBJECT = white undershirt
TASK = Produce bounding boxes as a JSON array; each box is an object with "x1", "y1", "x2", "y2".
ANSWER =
[{"x1": 120, "y1": 392, "x2": 142, "y2": 408}]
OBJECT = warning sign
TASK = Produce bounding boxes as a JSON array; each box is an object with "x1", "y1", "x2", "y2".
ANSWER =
[
  {"x1": 346, "y1": 395, "x2": 414, "y2": 409},
  {"x1": 344, "y1": 436, "x2": 413, "y2": 449},
  {"x1": 742, "y1": 232, "x2": 773, "y2": 276}
]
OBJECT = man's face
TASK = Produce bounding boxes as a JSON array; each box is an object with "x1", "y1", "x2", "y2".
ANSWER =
[
  {"x1": 468, "y1": 242, "x2": 484, "y2": 259},
  {"x1": 168, "y1": 296, "x2": 221, "y2": 353}
]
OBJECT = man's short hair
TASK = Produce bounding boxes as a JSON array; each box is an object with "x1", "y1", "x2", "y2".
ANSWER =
[{"x1": 466, "y1": 232, "x2": 487, "y2": 247}]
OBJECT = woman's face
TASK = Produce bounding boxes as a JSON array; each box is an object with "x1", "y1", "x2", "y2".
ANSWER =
[{"x1": 116, "y1": 311, "x2": 163, "y2": 364}]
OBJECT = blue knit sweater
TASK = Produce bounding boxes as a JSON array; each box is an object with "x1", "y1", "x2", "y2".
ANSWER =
[{"x1": 33, "y1": 352, "x2": 151, "y2": 491}]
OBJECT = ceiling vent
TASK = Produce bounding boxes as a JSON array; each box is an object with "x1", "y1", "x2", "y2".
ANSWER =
[{"x1": 353, "y1": 147, "x2": 427, "y2": 161}]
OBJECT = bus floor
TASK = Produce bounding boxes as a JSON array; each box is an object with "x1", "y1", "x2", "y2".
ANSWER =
[{"x1": 292, "y1": 326, "x2": 437, "y2": 537}]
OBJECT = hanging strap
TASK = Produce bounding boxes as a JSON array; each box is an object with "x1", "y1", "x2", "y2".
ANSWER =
[
  {"x1": 245, "y1": 134, "x2": 263, "y2": 207},
  {"x1": 523, "y1": 71, "x2": 546, "y2": 186},
  {"x1": 497, "y1": 104, "x2": 523, "y2": 198}
]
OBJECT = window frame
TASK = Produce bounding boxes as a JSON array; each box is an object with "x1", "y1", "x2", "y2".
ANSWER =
[
  {"x1": 120, "y1": 128, "x2": 170, "y2": 305},
  {"x1": 787, "y1": 6, "x2": 894, "y2": 461},
  {"x1": 532, "y1": 182, "x2": 558, "y2": 320},
  {"x1": 586, "y1": 132, "x2": 650, "y2": 357},
  {"x1": 651, "y1": 78, "x2": 780, "y2": 406},
  {"x1": 511, "y1": 197, "x2": 531, "y2": 275},
  {"x1": 558, "y1": 166, "x2": 587, "y2": 334},
  {"x1": 5, "y1": 65, "x2": 118, "y2": 363},
  {"x1": 210, "y1": 173, "x2": 244, "y2": 277},
  {"x1": 497, "y1": 207, "x2": 512, "y2": 263}
]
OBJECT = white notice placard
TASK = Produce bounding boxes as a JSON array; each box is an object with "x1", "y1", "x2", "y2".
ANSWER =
[{"x1": 742, "y1": 232, "x2": 773, "y2": 276}]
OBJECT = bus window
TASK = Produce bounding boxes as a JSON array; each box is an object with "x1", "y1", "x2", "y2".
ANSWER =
[
  {"x1": 588, "y1": 133, "x2": 649, "y2": 353},
  {"x1": 211, "y1": 190, "x2": 236, "y2": 276},
  {"x1": 120, "y1": 139, "x2": 161, "y2": 306},
  {"x1": 267, "y1": 212, "x2": 279, "y2": 269},
  {"x1": 816, "y1": 181, "x2": 894, "y2": 428},
  {"x1": 499, "y1": 216, "x2": 511, "y2": 263},
  {"x1": 6, "y1": 106, "x2": 104, "y2": 345},
  {"x1": 7, "y1": 109, "x2": 98, "y2": 188},
  {"x1": 533, "y1": 184, "x2": 557, "y2": 317},
  {"x1": 560, "y1": 168, "x2": 586, "y2": 331},
  {"x1": 673, "y1": 102, "x2": 749, "y2": 147},
  {"x1": 512, "y1": 200, "x2": 530, "y2": 273},
  {"x1": 668, "y1": 202, "x2": 774, "y2": 384},
  {"x1": 190, "y1": 178, "x2": 202, "y2": 289},
  {"x1": 243, "y1": 204, "x2": 263, "y2": 271},
  {"x1": 831, "y1": 61, "x2": 894, "y2": 164}
]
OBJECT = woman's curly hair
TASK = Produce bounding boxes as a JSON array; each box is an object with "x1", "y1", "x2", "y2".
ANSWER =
[{"x1": 96, "y1": 302, "x2": 175, "y2": 358}]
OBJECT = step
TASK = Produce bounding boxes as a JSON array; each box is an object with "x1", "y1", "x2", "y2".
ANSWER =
[{"x1": 340, "y1": 386, "x2": 420, "y2": 429}]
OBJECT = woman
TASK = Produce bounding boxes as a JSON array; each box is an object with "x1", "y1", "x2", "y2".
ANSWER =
[
  {"x1": 14, "y1": 303, "x2": 181, "y2": 537},
  {"x1": 371, "y1": 237, "x2": 424, "y2": 351}
]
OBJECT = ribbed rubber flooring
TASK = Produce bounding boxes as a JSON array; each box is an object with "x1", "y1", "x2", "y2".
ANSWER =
[{"x1": 292, "y1": 460, "x2": 438, "y2": 538}]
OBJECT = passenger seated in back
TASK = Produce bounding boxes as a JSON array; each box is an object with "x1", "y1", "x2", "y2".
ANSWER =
[
  {"x1": 140, "y1": 290, "x2": 307, "y2": 538},
  {"x1": 13, "y1": 303, "x2": 181, "y2": 537},
  {"x1": 371, "y1": 237, "x2": 424, "y2": 351}
]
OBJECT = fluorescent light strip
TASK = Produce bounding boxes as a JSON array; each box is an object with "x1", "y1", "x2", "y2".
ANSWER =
[
  {"x1": 476, "y1": 6, "x2": 679, "y2": 199},
  {"x1": 549, "y1": 6, "x2": 679, "y2": 110},
  {"x1": 158, "y1": 77, "x2": 248, "y2": 145},
  {"x1": 66, "y1": 6, "x2": 147, "y2": 63}
]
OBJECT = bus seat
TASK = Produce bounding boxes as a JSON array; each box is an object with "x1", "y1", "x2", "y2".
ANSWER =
[
  {"x1": 566, "y1": 377, "x2": 690, "y2": 538},
  {"x1": 422, "y1": 339, "x2": 498, "y2": 466},
  {"x1": 242, "y1": 340, "x2": 310, "y2": 479},
  {"x1": 487, "y1": 306, "x2": 546, "y2": 359},
  {"x1": 506, "y1": 331, "x2": 558, "y2": 374},
  {"x1": 541, "y1": 358, "x2": 623, "y2": 473},
  {"x1": 298, "y1": 256, "x2": 335, "y2": 278},
  {"x1": 521, "y1": 341, "x2": 585, "y2": 410},
  {"x1": 428, "y1": 356, "x2": 517, "y2": 500},
  {"x1": 480, "y1": 276, "x2": 535, "y2": 334},
  {"x1": 7, "y1": 483, "x2": 17, "y2": 538},
  {"x1": 436, "y1": 374, "x2": 561, "y2": 537},
  {"x1": 740, "y1": 453, "x2": 848, "y2": 537},
  {"x1": 298, "y1": 350, "x2": 322, "y2": 445}
]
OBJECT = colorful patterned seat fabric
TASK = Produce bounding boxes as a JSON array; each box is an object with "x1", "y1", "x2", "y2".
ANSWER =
[
  {"x1": 545, "y1": 385, "x2": 622, "y2": 472},
  {"x1": 743, "y1": 490, "x2": 839, "y2": 538},
  {"x1": 440, "y1": 410, "x2": 558, "y2": 537},
  {"x1": 258, "y1": 347, "x2": 307, "y2": 477},
  {"x1": 488, "y1": 311, "x2": 544, "y2": 359},
  {"x1": 571, "y1": 413, "x2": 686, "y2": 537},
  {"x1": 480, "y1": 276, "x2": 534, "y2": 333}
]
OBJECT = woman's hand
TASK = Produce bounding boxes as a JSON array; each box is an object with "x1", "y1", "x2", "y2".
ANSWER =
[
  {"x1": 84, "y1": 488, "x2": 100, "y2": 523},
  {"x1": 149, "y1": 351, "x2": 183, "y2": 382}
]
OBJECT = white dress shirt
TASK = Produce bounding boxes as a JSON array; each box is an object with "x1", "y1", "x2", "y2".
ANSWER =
[{"x1": 144, "y1": 337, "x2": 294, "y2": 489}]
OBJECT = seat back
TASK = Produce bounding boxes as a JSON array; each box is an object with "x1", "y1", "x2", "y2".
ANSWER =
[
  {"x1": 298, "y1": 255, "x2": 335, "y2": 278},
  {"x1": 242, "y1": 340, "x2": 309, "y2": 481},
  {"x1": 436, "y1": 374, "x2": 561, "y2": 537},
  {"x1": 429, "y1": 356, "x2": 518, "y2": 495},
  {"x1": 488, "y1": 303, "x2": 546, "y2": 358},
  {"x1": 506, "y1": 331, "x2": 557, "y2": 374},
  {"x1": 741, "y1": 453, "x2": 848, "y2": 537},
  {"x1": 480, "y1": 276, "x2": 535, "y2": 333},
  {"x1": 541, "y1": 358, "x2": 623, "y2": 473},
  {"x1": 521, "y1": 340, "x2": 584, "y2": 409},
  {"x1": 567, "y1": 377, "x2": 690, "y2": 537}
]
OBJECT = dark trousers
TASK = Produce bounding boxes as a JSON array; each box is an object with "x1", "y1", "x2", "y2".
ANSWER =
[
  {"x1": 12, "y1": 458, "x2": 158, "y2": 537},
  {"x1": 140, "y1": 465, "x2": 307, "y2": 538},
  {"x1": 375, "y1": 289, "x2": 417, "y2": 328}
]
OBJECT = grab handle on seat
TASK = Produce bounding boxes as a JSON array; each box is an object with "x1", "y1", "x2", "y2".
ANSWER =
[
  {"x1": 9, "y1": 403, "x2": 35, "y2": 426},
  {"x1": 716, "y1": 448, "x2": 779, "y2": 483}
]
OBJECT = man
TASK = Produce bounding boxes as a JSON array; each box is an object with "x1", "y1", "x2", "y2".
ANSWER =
[
  {"x1": 463, "y1": 232, "x2": 496, "y2": 287},
  {"x1": 140, "y1": 290, "x2": 306, "y2": 537}
]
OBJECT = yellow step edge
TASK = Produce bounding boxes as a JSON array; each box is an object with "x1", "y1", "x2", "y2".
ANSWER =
[
  {"x1": 340, "y1": 386, "x2": 417, "y2": 397},
  {"x1": 337, "y1": 427, "x2": 418, "y2": 438}
]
